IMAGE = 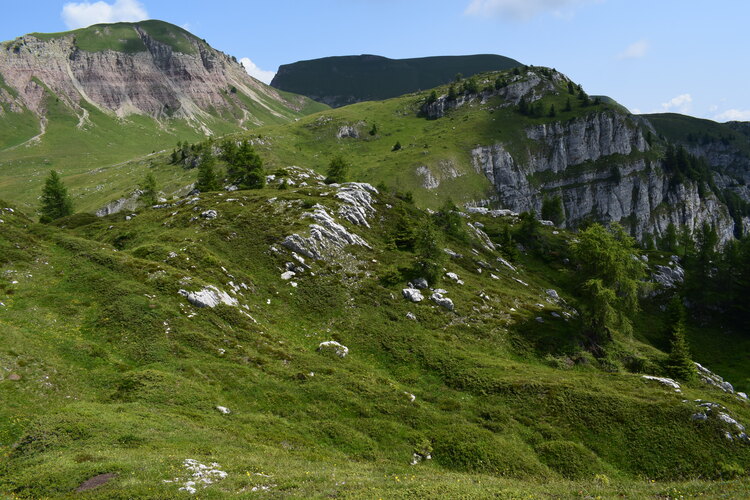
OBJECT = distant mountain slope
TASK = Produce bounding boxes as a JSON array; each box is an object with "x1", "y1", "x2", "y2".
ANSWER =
[
  {"x1": 270, "y1": 54, "x2": 522, "y2": 107},
  {"x1": 0, "y1": 20, "x2": 327, "y2": 212},
  {"x1": 644, "y1": 113, "x2": 750, "y2": 178}
]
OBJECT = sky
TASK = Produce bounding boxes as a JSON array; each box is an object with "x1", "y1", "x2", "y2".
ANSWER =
[{"x1": 2, "y1": 0, "x2": 748, "y2": 122}]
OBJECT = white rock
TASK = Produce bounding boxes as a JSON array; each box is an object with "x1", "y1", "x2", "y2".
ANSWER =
[
  {"x1": 318, "y1": 340, "x2": 349, "y2": 358},
  {"x1": 546, "y1": 289, "x2": 560, "y2": 301},
  {"x1": 718, "y1": 412, "x2": 745, "y2": 431},
  {"x1": 498, "y1": 257, "x2": 517, "y2": 272},
  {"x1": 431, "y1": 292, "x2": 454, "y2": 311},
  {"x1": 281, "y1": 271, "x2": 296, "y2": 280},
  {"x1": 642, "y1": 375, "x2": 681, "y2": 390},
  {"x1": 178, "y1": 286, "x2": 238, "y2": 308},
  {"x1": 201, "y1": 209, "x2": 218, "y2": 220},
  {"x1": 406, "y1": 312, "x2": 417, "y2": 321},
  {"x1": 446, "y1": 272, "x2": 464, "y2": 285},
  {"x1": 216, "y1": 406, "x2": 231, "y2": 414},
  {"x1": 402, "y1": 288, "x2": 424, "y2": 302}
]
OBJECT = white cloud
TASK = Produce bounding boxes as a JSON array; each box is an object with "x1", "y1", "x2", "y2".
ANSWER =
[
  {"x1": 617, "y1": 40, "x2": 649, "y2": 59},
  {"x1": 660, "y1": 93, "x2": 692, "y2": 114},
  {"x1": 240, "y1": 58, "x2": 276, "y2": 85},
  {"x1": 62, "y1": 0, "x2": 149, "y2": 30},
  {"x1": 714, "y1": 109, "x2": 750, "y2": 122},
  {"x1": 464, "y1": 0, "x2": 599, "y2": 20},
  {"x1": 630, "y1": 108, "x2": 642, "y2": 115}
]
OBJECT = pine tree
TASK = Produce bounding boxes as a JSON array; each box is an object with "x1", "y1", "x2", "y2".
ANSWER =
[
  {"x1": 140, "y1": 173, "x2": 158, "y2": 206},
  {"x1": 664, "y1": 300, "x2": 696, "y2": 381},
  {"x1": 196, "y1": 149, "x2": 219, "y2": 192},
  {"x1": 392, "y1": 141, "x2": 402, "y2": 152},
  {"x1": 564, "y1": 97, "x2": 572, "y2": 112},
  {"x1": 548, "y1": 104, "x2": 557, "y2": 118},
  {"x1": 414, "y1": 219, "x2": 445, "y2": 284},
  {"x1": 229, "y1": 140, "x2": 264, "y2": 189},
  {"x1": 570, "y1": 223, "x2": 646, "y2": 348},
  {"x1": 426, "y1": 91, "x2": 438, "y2": 105},
  {"x1": 448, "y1": 84, "x2": 457, "y2": 101},
  {"x1": 40, "y1": 170, "x2": 73, "y2": 222},
  {"x1": 325, "y1": 155, "x2": 349, "y2": 184}
]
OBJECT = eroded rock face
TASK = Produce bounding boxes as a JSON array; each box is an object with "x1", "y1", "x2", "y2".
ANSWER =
[
  {"x1": 471, "y1": 111, "x2": 736, "y2": 244},
  {"x1": 281, "y1": 183, "x2": 377, "y2": 261},
  {"x1": 0, "y1": 22, "x2": 305, "y2": 126}
]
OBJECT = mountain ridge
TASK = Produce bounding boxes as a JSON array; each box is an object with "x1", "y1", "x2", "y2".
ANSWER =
[{"x1": 271, "y1": 53, "x2": 522, "y2": 108}]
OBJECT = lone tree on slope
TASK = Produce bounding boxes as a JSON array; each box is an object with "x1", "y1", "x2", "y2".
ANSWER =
[{"x1": 40, "y1": 170, "x2": 73, "y2": 222}]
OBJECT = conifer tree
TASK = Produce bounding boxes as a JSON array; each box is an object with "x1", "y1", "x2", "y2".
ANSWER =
[
  {"x1": 325, "y1": 155, "x2": 349, "y2": 184},
  {"x1": 40, "y1": 170, "x2": 73, "y2": 222},
  {"x1": 140, "y1": 173, "x2": 158, "y2": 206},
  {"x1": 229, "y1": 140, "x2": 264, "y2": 189},
  {"x1": 570, "y1": 223, "x2": 646, "y2": 348},
  {"x1": 564, "y1": 97, "x2": 572, "y2": 112},
  {"x1": 664, "y1": 299, "x2": 696, "y2": 380},
  {"x1": 196, "y1": 149, "x2": 219, "y2": 192},
  {"x1": 414, "y1": 219, "x2": 445, "y2": 284}
]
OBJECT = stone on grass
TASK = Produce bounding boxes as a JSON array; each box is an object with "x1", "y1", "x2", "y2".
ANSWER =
[
  {"x1": 402, "y1": 288, "x2": 424, "y2": 302},
  {"x1": 318, "y1": 341, "x2": 349, "y2": 358},
  {"x1": 431, "y1": 292, "x2": 454, "y2": 311}
]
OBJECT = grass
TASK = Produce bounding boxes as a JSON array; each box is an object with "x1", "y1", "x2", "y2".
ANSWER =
[
  {"x1": 0, "y1": 170, "x2": 749, "y2": 497},
  {"x1": 28, "y1": 21, "x2": 200, "y2": 55}
]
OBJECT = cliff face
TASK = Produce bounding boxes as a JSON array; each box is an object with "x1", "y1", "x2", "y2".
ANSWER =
[
  {"x1": 0, "y1": 21, "x2": 309, "y2": 128},
  {"x1": 470, "y1": 111, "x2": 736, "y2": 244}
]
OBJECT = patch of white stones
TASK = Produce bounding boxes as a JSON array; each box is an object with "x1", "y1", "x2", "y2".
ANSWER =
[{"x1": 164, "y1": 459, "x2": 227, "y2": 495}]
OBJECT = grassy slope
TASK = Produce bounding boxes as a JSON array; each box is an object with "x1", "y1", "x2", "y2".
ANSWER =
[
  {"x1": 645, "y1": 112, "x2": 750, "y2": 158},
  {"x1": 252, "y1": 68, "x2": 641, "y2": 210},
  {"x1": 0, "y1": 20, "x2": 329, "y2": 214},
  {"x1": 0, "y1": 173, "x2": 749, "y2": 497}
]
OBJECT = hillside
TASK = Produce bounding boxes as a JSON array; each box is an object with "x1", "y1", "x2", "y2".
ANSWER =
[
  {"x1": 2, "y1": 170, "x2": 750, "y2": 497},
  {"x1": 0, "y1": 20, "x2": 327, "y2": 212},
  {"x1": 270, "y1": 54, "x2": 521, "y2": 108},
  {"x1": 645, "y1": 113, "x2": 750, "y2": 179}
]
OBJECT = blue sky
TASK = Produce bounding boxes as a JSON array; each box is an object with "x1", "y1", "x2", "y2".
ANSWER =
[{"x1": 3, "y1": 0, "x2": 748, "y2": 122}]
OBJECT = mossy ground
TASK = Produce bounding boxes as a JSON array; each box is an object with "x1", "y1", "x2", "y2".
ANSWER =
[{"x1": 1, "y1": 172, "x2": 749, "y2": 497}]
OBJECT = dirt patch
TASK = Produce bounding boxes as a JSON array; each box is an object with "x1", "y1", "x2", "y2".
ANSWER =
[{"x1": 76, "y1": 473, "x2": 117, "y2": 492}]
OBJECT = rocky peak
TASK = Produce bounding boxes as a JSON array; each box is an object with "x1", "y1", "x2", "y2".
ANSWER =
[{"x1": 0, "y1": 20, "x2": 310, "y2": 130}]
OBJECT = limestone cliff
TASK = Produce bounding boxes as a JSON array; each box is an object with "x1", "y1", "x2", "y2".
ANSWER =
[{"x1": 470, "y1": 111, "x2": 736, "y2": 244}]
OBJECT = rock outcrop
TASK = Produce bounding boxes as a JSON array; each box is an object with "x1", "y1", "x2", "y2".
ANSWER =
[
  {"x1": 0, "y1": 20, "x2": 310, "y2": 133},
  {"x1": 471, "y1": 111, "x2": 736, "y2": 244}
]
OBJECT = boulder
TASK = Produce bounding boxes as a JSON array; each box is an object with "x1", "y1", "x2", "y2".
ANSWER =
[
  {"x1": 201, "y1": 209, "x2": 218, "y2": 220},
  {"x1": 402, "y1": 288, "x2": 424, "y2": 302},
  {"x1": 179, "y1": 286, "x2": 238, "y2": 308},
  {"x1": 318, "y1": 341, "x2": 349, "y2": 358},
  {"x1": 430, "y1": 292, "x2": 454, "y2": 311},
  {"x1": 411, "y1": 277, "x2": 429, "y2": 290}
]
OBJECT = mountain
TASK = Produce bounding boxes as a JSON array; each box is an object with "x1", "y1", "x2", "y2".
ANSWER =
[
  {"x1": 256, "y1": 67, "x2": 743, "y2": 245},
  {"x1": 0, "y1": 20, "x2": 327, "y2": 211},
  {"x1": 1, "y1": 173, "x2": 749, "y2": 497},
  {"x1": 270, "y1": 54, "x2": 521, "y2": 108}
]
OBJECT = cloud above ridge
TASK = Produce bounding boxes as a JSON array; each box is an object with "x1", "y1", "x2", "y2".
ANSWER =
[{"x1": 62, "y1": 0, "x2": 149, "y2": 30}]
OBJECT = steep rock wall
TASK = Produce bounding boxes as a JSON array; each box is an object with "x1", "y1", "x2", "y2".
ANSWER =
[{"x1": 472, "y1": 111, "x2": 736, "y2": 244}]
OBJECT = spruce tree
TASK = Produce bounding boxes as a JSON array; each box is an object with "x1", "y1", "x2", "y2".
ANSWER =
[
  {"x1": 40, "y1": 170, "x2": 73, "y2": 222},
  {"x1": 414, "y1": 219, "x2": 445, "y2": 284},
  {"x1": 664, "y1": 300, "x2": 696, "y2": 381},
  {"x1": 140, "y1": 173, "x2": 158, "y2": 206},
  {"x1": 325, "y1": 155, "x2": 349, "y2": 184},
  {"x1": 196, "y1": 149, "x2": 219, "y2": 192},
  {"x1": 230, "y1": 140, "x2": 264, "y2": 189},
  {"x1": 564, "y1": 97, "x2": 572, "y2": 112}
]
